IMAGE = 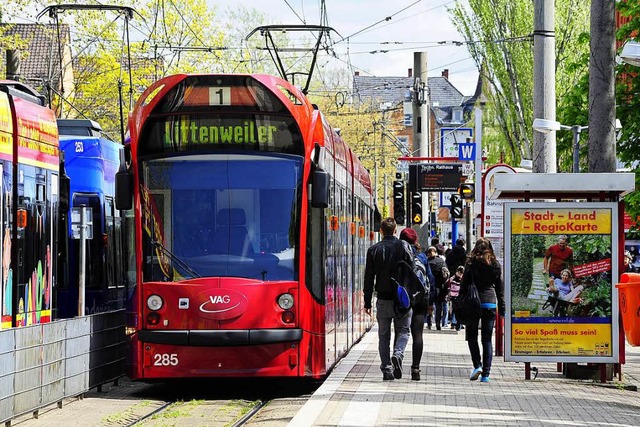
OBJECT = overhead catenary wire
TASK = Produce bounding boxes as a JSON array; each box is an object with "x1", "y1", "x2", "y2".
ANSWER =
[
  {"x1": 37, "y1": 4, "x2": 136, "y2": 144},
  {"x1": 282, "y1": 0, "x2": 306, "y2": 24},
  {"x1": 333, "y1": 0, "x2": 424, "y2": 45}
]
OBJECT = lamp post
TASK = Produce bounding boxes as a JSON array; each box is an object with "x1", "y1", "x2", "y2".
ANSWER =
[
  {"x1": 533, "y1": 118, "x2": 620, "y2": 172},
  {"x1": 620, "y1": 40, "x2": 640, "y2": 67},
  {"x1": 570, "y1": 125, "x2": 588, "y2": 173}
]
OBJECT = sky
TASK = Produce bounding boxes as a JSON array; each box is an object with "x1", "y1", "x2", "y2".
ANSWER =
[{"x1": 212, "y1": 0, "x2": 478, "y2": 95}]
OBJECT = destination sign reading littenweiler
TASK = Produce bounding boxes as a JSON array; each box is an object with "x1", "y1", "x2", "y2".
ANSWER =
[{"x1": 409, "y1": 163, "x2": 464, "y2": 192}]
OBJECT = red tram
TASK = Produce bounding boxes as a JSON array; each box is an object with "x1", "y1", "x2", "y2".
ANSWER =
[
  {"x1": 116, "y1": 74, "x2": 378, "y2": 379},
  {"x1": 0, "y1": 81, "x2": 60, "y2": 329}
]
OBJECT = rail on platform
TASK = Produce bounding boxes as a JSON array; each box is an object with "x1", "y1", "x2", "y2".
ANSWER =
[{"x1": 0, "y1": 310, "x2": 126, "y2": 425}]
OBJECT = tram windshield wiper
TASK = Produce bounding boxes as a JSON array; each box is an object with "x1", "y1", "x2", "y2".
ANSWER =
[{"x1": 150, "y1": 240, "x2": 201, "y2": 279}]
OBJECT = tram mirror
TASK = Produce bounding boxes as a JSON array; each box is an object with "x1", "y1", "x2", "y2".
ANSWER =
[
  {"x1": 311, "y1": 169, "x2": 329, "y2": 208},
  {"x1": 373, "y1": 207, "x2": 381, "y2": 230},
  {"x1": 115, "y1": 170, "x2": 133, "y2": 210}
]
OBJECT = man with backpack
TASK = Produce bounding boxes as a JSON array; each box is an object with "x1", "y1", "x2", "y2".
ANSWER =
[
  {"x1": 364, "y1": 218, "x2": 414, "y2": 380},
  {"x1": 427, "y1": 246, "x2": 450, "y2": 330},
  {"x1": 399, "y1": 228, "x2": 435, "y2": 381}
]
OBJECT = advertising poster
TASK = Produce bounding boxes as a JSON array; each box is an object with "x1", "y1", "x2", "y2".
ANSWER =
[{"x1": 504, "y1": 202, "x2": 619, "y2": 363}]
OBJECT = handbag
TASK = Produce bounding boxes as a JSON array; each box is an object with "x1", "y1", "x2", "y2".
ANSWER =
[{"x1": 454, "y1": 269, "x2": 482, "y2": 324}]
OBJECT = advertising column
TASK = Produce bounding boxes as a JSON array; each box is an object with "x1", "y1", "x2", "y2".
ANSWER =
[{"x1": 504, "y1": 202, "x2": 619, "y2": 363}]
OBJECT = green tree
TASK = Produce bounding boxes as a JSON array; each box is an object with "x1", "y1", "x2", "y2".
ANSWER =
[
  {"x1": 310, "y1": 89, "x2": 399, "y2": 212},
  {"x1": 511, "y1": 235, "x2": 534, "y2": 298},
  {"x1": 45, "y1": 0, "x2": 227, "y2": 138},
  {"x1": 449, "y1": 0, "x2": 590, "y2": 167}
]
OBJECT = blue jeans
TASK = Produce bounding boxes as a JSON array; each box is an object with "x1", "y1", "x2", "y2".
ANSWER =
[
  {"x1": 465, "y1": 308, "x2": 496, "y2": 377},
  {"x1": 376, "y1": 299, "x2": 411, "y2": 373},
  {"x1": 435, "y1": 300, "x2": 448, "y2": 328}
]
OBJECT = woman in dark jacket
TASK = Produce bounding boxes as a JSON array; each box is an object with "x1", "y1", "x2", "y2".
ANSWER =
[
  {"x1": 461, "y1": 237, "x2": 505, "y2": 383},
  {"x1": 399, "y1": 228, "x2": 436, "y2": 381}
]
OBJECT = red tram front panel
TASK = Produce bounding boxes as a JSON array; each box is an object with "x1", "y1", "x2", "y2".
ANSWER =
[{"x1": 130, "y1": 278, "x2": 308, "y2": 378}]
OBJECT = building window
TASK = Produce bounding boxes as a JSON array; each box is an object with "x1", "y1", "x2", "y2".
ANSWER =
[{"x1": 453, "y1": 108, "x2": 463, "y2": 123}]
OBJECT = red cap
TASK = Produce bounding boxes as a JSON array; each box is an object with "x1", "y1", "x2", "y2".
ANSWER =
[{"x1": 400, "y1": 228, "x2": 418, "y2": 244}]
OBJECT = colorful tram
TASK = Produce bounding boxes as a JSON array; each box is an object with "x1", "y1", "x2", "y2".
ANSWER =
[
  {"x1": 116, "y1": 74, "x2": 378, "y2": 379},
  {"x1": 55, "y1": 119, "x2": 128, "y2": 318},
  {"x1": 0, "y1": 81, "x2": 60, "y2": 329}
]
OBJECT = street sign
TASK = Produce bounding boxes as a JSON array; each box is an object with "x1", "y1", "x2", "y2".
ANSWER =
[
  {"x1": 71, "y1": 207, "x2": 93, "y2": 240},
  {"x1": 440, "y1": 191, "x2": 456, "y2": 207},
  {"x1": 409, "y1": 163, "x2": 464, "y2": 192},
  {"x1": 458, "y1": 142, "x2": 476, "y2": 161}
]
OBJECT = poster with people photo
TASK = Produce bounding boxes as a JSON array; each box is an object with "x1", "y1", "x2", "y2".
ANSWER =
[
  {"x1": 624, "y1": 240, "x2": 640, "y2": 273},
  {"x1": 504, "y1": 202, "x2": 619, "y2": 363}
]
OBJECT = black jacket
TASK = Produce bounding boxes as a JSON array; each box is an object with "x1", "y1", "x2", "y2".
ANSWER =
[
  {"x1": 446, "y1": 244, "x2": 467, "y2": 272},
  {"x1": 462, "y1": 258, "x2": 505, "y2": 315},
  {"x1": 364, "y1": 236, "x2": 413, "y2": 309}
]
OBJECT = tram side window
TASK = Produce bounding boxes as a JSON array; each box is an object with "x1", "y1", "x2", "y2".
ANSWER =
[
  {"x1": 101, "y1": 197, "x2": 124, "y2": 288},
  {"x1": 123, "y1": 209, "x2": 137, "y2": 288}
]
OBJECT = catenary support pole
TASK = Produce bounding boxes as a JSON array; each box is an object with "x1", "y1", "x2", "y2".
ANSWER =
[
  {"x1": 532, "y1": 0, "x2": 556, "y2": 173},
  {"x1": 413, "y1": 52, "x2": 430, "y2": 239},
  {"x1": 588, "y1": 0, "x2": 616, "y2": 172}
]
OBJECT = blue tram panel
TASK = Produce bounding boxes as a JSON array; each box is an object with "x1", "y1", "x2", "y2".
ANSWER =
[{"x1": 56, "y1": 119, "x2": 127, "y2": 318}]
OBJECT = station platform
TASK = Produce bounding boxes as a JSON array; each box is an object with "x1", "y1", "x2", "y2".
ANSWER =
[{"x1": 289, "y1": 325, "x2": 640, "y2": 426}]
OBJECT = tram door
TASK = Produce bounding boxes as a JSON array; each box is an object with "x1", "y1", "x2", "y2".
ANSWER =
[{"x1": 0, "y1": 163, "x2": 6, "y2": 330}]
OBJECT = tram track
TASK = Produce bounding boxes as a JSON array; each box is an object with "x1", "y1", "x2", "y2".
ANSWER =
[
  {"x1": 117, "y1": 397, "x2": 273, "y2": 427},
  {"x1": 15, "y1": 376, "x2": 317, "y2": 427},
  {"x1": 123, "y1": 400, "x2": 175, "y2": 427},
  {"x1": 230, "y1": 400, "x2": 269, "y2": 427}
]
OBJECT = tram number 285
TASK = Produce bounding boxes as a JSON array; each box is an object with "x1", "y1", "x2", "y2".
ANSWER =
[{"x1": 154, "y1": 353, "x2": 179, "y2": 366}]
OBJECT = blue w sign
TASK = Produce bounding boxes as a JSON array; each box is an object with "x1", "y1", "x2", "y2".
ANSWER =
[{"x1": 458, "y1": 142, "x2": 476, "y2": 161}]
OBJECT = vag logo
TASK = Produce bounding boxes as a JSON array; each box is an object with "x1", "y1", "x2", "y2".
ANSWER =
[
  {"x1": 195, "y1": 288, "x2": 248, "y2": 319},
  {"x1": 199, "y1": 293, "x2": 237, "y2": 313},
  {"x1": 208, "y1": 295, "x2": 231, "y2": 304}
]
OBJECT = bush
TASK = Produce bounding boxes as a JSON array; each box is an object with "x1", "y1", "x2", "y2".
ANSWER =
[
  {"x1": 512, "y1": 235, "x2": 534, "y2": 298},
  {"x1": 511, "y1": 295, "x2": 538, "y2": 315}
]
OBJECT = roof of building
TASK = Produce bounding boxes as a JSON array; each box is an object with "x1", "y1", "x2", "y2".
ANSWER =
[
  {"x1": 353, "y1": 74, "x2": 465, "y2": 107},
  {"x1": 352, "y1": 74, "x2": 470, "y2": 124},
  {"x1": 1, "y1": 23, "x2": 70, "y2": 87}
]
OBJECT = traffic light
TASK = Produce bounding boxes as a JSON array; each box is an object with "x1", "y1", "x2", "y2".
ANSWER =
[
  {"x1": 393, "y1": 179, "x2": 405, "y2": 225},
  {"x1": 459, "y1": 183, "x2": 475, "y2": 200},
  {"x1": 411, "y1": 192, "x2": 423, "y2": 224},
  {"x1": 450, "y1": 193, "x2": 463, "y2": 219}
]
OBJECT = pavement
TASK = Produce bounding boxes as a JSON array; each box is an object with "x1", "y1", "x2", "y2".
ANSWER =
[
  {"x1": 11, "y1": 323, "x2": 640, "y2": 426},
  {"x1": 289, "y1": 325, "x2": 640, "y2": 426}
]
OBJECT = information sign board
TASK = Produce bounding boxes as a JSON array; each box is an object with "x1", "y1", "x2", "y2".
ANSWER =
[{"x1": 409, "y1": 163, "x2": 464, "y2": 192}]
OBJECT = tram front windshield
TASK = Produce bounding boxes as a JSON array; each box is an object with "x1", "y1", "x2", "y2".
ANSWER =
[{"x1": 141, "y1": 154, "x2": 301, "y2": 282}]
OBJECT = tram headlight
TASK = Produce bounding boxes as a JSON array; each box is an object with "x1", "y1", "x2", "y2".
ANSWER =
[
  {"x1": 277, "y1": 293, "x2": 294, "y2": 310},
  {"x1": 147, "y1": 294, "x2": 163, "y2": 311}
]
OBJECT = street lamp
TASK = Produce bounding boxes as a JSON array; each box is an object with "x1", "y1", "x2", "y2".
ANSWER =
[
  {"x1": 533, "y1": 119, "x2": 585, "y2": 172},
  {"x1": 533, "y1": 118, "x2": 621, "y2": 173},
  {"x1": 620, "y1": 40, "x2": 640, "y2": 67}
]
